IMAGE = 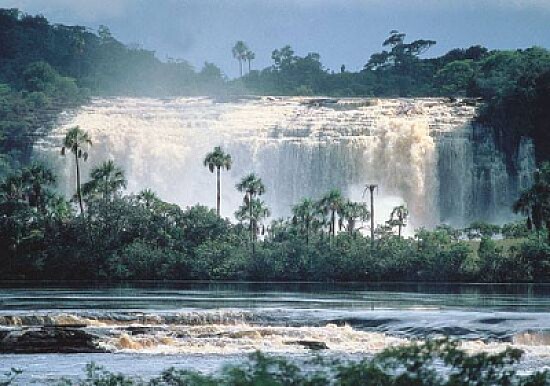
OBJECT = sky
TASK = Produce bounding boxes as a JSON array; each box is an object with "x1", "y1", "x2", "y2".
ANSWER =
[{"x1": 4, "y1": 0, "x2": 550, "y2": 77}]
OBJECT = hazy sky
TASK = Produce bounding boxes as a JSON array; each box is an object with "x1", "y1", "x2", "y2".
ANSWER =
[{"x1": 5, "y1": 0, "x2": 550, "y2": 77}]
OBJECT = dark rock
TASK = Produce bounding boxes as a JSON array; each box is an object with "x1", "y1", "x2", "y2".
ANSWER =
[
  {"x1": 477, "y1": 318, "x2": 508, "y2": 325},
  {"x1": 285, "y1": 340, "x2": 328, "y2": 350},
  {"x1": 0, "y1": 327, "x2": 105, "y2": 354},
  {"x1": 126, "y1": 326, "x2": 166, "y2": 336}
]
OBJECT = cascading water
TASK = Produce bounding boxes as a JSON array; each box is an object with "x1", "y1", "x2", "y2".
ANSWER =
[{"x1": 35, "y1": 96, "x2": 535, "y2": 228}]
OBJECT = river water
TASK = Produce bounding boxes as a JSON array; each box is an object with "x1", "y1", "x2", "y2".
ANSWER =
[{"x1": 1, "y1": 282, "x2": 550, "y2": 383}]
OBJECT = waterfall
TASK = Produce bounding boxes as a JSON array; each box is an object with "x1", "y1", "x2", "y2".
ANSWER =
[{"x1": 35, "y1": 96, "x2": 535, "y2": 228}]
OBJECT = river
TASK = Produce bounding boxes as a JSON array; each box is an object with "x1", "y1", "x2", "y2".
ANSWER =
[{"x1": 1, "y1": 282, "x2": 550, "y2": 383}]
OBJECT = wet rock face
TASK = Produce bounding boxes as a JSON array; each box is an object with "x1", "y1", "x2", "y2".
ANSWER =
[{"x1": 0, "y1": 327, "x2": 104, "y2": 353}]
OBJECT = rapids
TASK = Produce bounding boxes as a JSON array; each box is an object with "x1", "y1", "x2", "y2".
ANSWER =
[
  {"x1": 3, "y1": 309, "x2": 550, "y2": 354},
  {"x1": 35, "y1": 97, "x2": 535, "y2": 228},
  {"x1": 2, "y1": 283, "x2": 550, "y2": 383}
]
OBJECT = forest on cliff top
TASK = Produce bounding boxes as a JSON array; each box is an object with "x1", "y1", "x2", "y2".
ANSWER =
[{"x1": 1, "y1": 7, "x2": 549, "y2": 174}]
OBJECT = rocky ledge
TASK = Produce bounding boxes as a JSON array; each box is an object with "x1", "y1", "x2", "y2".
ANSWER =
[{"x1": 0, "y1": 327, "x2": 105, "y2": 354}]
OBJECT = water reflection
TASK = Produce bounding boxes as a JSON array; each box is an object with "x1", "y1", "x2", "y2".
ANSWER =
[{"x1": 1, "y1": 282, "x2": 550, "y2": 312}]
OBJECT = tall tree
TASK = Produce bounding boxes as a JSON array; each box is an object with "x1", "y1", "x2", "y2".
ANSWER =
[
  {"x1": 61, "y1": 126, "x2": 92, "y2": 214},
  {"x1": 232, "y1": 41, "x2": 249, "y2": 77},
  {"x1": 236, "y1": 173, "x2": 266, "y2": 245},
  {"x1": 203, "y1": 146, "x2": 232, "y2": 216},
  {"x1": 317, "y1": 189, "x2": 344, "y2": 239},
  {"x1": 364, "y1": 184, "x2": 378, "y2": 241},
  {"x1": 365, "y1": 30, "x2": 436, "y2": 71}
]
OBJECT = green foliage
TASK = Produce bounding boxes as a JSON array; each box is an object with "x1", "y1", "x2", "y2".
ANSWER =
[
  {"x1": 1, "y1": 161, "x2": 550, "y2": 283},
  {"x1": 501, "y1": 221, "x2": 530, "y2": 239},
  {"x1": 520, "y1": 238, "x2": 550, "y2": 282},
  {"x1": 435, "y1": 60, "x2": 475, "y2": 95}
]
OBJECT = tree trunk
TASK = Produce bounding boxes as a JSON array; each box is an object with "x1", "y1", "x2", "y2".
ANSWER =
[
  {"x1": 216, "y1": 167, "x2": 221, "y2": 217},
  {"x1": 239, "y1": 59, "x2": 243, "y2": 77},
  {"x1": 248, "y1": 60, "x2": 251, "y2": 73},
  {"x1": 370, "y1": 189, "x2": 374, "y2": 241},
  {"x1": 398, "y1": 223, "x2": 402, "y2": 237},
  {"x1": 75, "y1": 151, "x2": 84, "y2": 214},
  {"x1": 249, "y1": 194, "x2": 254, "y2": 245}
]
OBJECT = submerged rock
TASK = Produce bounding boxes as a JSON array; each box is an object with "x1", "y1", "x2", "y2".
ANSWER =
[
  {"x1": 285, "y1": 340, "x2": 329, "y2": 350},
  {"x1": 0, "y1": 327, "x2": 105, "y2": 353}
]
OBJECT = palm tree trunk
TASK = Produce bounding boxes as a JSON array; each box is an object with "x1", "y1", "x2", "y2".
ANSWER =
[
  {"x1": 239, "y1": 59, "x2": 243, "y2": 77},
  {"x1": 216, "y1": 167, "x2": 221, "y2": 217},
  {"x1": 398, "y1": 224, "x2": 402, "y2": 237},
  {"x1": 75, "y1": 151, "x2": 84, "y2": 214},
  {"x1": 370, "y1": 190, "x2": 374, "y2": 241},
  {"x1": 249, "y1": 194, "x2": 254, "y2": 244},
  {"x1": 248, "y1": 60, "x2": 251, "y2": 73}
]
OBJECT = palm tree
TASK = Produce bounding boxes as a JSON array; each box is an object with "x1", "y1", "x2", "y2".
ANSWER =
[
  {"x1": 61, "y1": 126, "x2": 92, "y2": 214},
  {"x1": 232, "y1": 41, "x2": 249, "y2": 77},
  {"x1": 292, "y1": 198, "x2": 318, "y2": 245},
  {"x1": 235, "y1": 197, "x2": 270, "y2": 254},
  {"x1": 82, "y1": 160, "x2": 127, "y2": 202},
  {"x1": 513, "y1": 165, "x2": 550, "y2": 241},
  {"x1": 203, "y1": 146, "x2": 232, "y2": 216},
  {"x1": 363, "y1": 184, "x2": 378, "y2": 240},
  {"x1": 317, "y1": 189, "x2": 344, "y2": 239},
  {"x1": 236, "y1": 173, "x2": 266, "y2": 243},
  {"x1": 21, "y1": 163, "x2": 56, "y2": 213},
  {"x1": 339, "y1": 200, "x2": 370, "y2": 236},
  {"x1": 244, "y1": 50, "x2": 255, "y2": 73},
  {"x1": 388, "y1": 205, "x2": 409, "y2": 237}
]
